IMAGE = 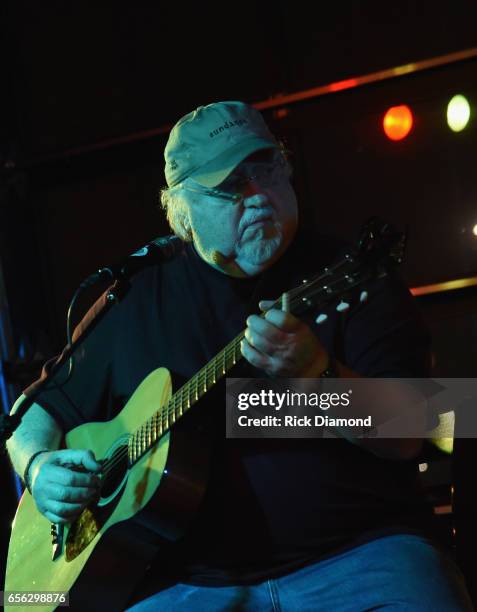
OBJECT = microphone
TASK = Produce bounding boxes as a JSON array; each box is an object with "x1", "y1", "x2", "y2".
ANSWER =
[
  {"x1": 81, "y1": 236, "x2": 183, "y2": 287},
  {"x1": 211, "y1": 250, "x2": 248, "y2": 278}
]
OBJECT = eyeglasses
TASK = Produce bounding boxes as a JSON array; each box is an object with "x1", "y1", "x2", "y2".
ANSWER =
[{"x1": 176, "y1": 155, "x2": 292, "y2": 205}]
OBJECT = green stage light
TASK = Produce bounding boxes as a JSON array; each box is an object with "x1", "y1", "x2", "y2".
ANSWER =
[{"x1": 447, "y1": 94, "x2": 471, "y2": 132}]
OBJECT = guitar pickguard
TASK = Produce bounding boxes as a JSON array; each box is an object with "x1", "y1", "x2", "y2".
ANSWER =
[{"x1": 65, "y1": 507, "x2": 101, "y2": 561}]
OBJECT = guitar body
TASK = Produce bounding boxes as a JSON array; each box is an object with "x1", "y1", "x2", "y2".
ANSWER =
[{"x1": 5, "y1": 368, "x2": 210, "y2": 612}]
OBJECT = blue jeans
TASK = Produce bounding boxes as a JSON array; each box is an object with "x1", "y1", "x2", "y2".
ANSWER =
[{"x1": 125, "y1": 534, "x2": 473, "y2": 611}]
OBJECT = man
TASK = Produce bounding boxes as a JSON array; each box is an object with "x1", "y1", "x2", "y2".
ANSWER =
[{"x1": 7, "y1": 101, "x2": 473, "y2": 610}]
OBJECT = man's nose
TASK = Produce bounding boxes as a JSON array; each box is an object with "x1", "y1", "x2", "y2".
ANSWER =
[{"x1": 242, "y1": 182, "x2": 269, "y2": 207}]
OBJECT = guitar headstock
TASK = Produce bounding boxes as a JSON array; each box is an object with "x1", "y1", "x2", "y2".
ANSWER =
[
  {"x1": 356, "y1": 216, "x2": 407, "y2": 268},
  {"x1": 275, "y1": 217, "x2": 407, "y2": 321}
]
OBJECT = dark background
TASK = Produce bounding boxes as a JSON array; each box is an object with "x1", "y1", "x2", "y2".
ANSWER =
[{"x1": 1, "y1": 0, "x2": 477, "y2": 603}]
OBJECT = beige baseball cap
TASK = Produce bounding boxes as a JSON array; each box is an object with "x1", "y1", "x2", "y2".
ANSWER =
[{"x1": 164, "y1": 101, "x2": 279, "y2": 188}]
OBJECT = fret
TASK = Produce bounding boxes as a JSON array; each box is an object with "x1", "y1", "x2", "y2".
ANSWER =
[
  {"x1": 215, "y1": 355, "x2": 222, "y2": 381},
  {"x1": 158, "y1": 410, "x2": 162, "y2": 437},
  {"x1": 133, "y1": 433, "x2": 139, "y2": 462},
  {"x1": 152, "y1": 413, "x2": 157, "y2": 441},
  {"x1": 235, "y1": 339, "x2": 241, "y2": 361},
  {"x1": 157, "y1": 410, "x2": 163, "y2": 436},
  {"x1": 128, "y1": 437, "x2": 134, "y2": 463},
  {"x1": 206, "y1": 363, "x2": 213, "y2": 387},
  {"x1": 177, "y1": 388, "x2": 185, "y2": 413},
  {"x1": 176, "y1": 395, "x2": 183, "y2": 418},
  {"x1": 136, "y1": 431, "x2": 141, "y2": 460},
  {"x1": 225, "y1": 347, "x2": 234, "y2": 369},
  {"x1": 161, "y1": 407, "x2": 168, "y2": 434},
  {"x1": 141, "y1": 426, "x2": 146, "y2": 453}
]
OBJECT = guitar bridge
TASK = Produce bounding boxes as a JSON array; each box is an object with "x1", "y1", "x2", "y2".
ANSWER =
[{"x1": 51, "y1": 523, "x2": 64, "y2": 561}]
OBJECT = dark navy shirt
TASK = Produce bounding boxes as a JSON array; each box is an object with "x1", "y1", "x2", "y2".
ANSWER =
[{"x1": 28, "y1": 232, "x2": 435, "y2": 588}]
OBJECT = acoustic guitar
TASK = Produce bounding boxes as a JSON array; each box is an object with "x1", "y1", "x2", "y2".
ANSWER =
[{"x1": 5, "y1": 218, "x2": 405, "y2": 611}]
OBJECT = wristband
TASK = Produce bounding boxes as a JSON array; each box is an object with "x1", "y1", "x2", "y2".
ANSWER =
[
  {"x1": 23, "y1": 449, "x2": 50, "y2": 494},
  {"x1": 320, "y1": 356, "x2": 339, "y2": 378}
]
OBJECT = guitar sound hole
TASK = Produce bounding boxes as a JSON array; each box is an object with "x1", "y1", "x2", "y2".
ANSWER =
[{"x1": 100, "y1": 445, "x2": 129, "y2": 498}]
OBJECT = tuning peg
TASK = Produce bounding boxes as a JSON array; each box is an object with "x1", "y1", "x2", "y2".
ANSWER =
[
  {"x1": 360, "y1": 291, "x2": 368, "y2": 303},
  {"x1": 336, "y1": 301, "x2": 350, "y2": 312},
  {"x1": 315, "y1": 313, "x2": 328, "y2": 325}
]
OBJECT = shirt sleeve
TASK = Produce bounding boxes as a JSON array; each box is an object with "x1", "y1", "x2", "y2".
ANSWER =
[{"x1": 342, "y1": 270, "x2": 431, "y2": 378}]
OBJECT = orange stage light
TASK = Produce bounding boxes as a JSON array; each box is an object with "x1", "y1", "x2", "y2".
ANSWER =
[{"x1": 383, "y1": 105, "x2": 414, "y2": 141}]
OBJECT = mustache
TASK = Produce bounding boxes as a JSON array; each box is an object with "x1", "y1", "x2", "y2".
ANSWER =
[{"x1": 239, "y1": 209, "x2": 275, "y2": 238}]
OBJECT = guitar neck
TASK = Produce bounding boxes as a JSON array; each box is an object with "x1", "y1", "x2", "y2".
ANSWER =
[
  {"x1": 127, "y1": 218, "x2": 405, "y2": 465},
  {"x1": 128, "y1": 329, "x2": 245, "y2": 464}
]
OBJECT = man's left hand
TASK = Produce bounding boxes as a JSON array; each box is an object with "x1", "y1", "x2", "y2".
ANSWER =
[{"x1": 241, "y1": 300, "x2": 329, "y2": 377}]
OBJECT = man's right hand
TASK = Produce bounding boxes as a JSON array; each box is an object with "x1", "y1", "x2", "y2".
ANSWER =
[{"x1": 29, "y1": 449, "x2": 102, "y2": 525}]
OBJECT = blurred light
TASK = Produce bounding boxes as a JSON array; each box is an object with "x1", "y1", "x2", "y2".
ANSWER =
[
  {"x1": 411, "y1": 276, "x2": 477, "y2": 296},
  {"x1": 447, "y1": 95, "x2": 471, "y2": 132},
  {"x1": 473, "y1": 225, "x2": 477, "y2": 236},
  {"x1": 329, "y1": 78, "x2": 358, "y2": 92},
  {"x1": 273, "y1": 108, "x2": 290, "y2": 120},
  {"x1": 418, "y1": 462, "x2": 428, "y2": 472},
  {"x1": 431, "y1": 438, "x2": 454, "y2": 454},
  {"x1": 383, "y1": 105, "x2": 413, "y2": 141}
]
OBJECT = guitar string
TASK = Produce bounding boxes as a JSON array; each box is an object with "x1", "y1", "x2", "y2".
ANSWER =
[
  {"x1": 98, "y1": 258, "x2": 378, "y2": 483},
  {"x1": 98, "y1": 257, "x2": 374, "y2": 483}
]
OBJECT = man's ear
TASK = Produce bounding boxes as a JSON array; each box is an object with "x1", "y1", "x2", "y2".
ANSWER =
[
  {"x1": 182, "y1": 212, "x2": 193, "y2": 241},
  {"x1": 183, "y1": 214, "x2": 192, "y2": 234}
]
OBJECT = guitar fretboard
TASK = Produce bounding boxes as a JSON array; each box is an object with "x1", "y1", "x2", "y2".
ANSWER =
[
  {"x1": 128, "y1": 330, "x2": 245, "y2": 464},
  {"x1": 125, "y1": 220, "x2": 403, "y2": 465}
]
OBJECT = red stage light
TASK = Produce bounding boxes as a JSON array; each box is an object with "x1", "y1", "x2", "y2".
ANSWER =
[{"x1": 383, "y1": 105, "x2": 413, "y2": 141}]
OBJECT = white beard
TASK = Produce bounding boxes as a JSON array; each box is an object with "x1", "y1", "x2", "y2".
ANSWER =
[{"x1": 235, "y1": 222, "x2": 282, "y2": 265}]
